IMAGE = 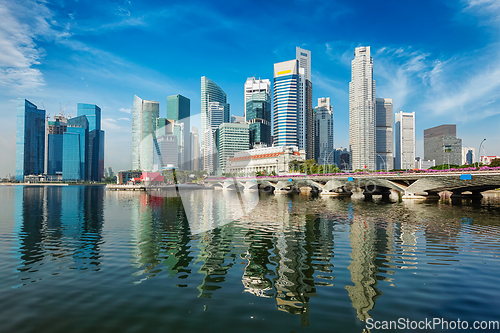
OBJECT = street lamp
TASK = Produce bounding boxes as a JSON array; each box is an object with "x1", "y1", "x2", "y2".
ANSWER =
[{"x1": 477, "y1": 139, "x2": 486, "y2": 168}]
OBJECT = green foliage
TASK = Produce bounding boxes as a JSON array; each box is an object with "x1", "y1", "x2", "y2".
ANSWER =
[{"x1": 490, "y1": 158, "x2": 500, "y2": 167}]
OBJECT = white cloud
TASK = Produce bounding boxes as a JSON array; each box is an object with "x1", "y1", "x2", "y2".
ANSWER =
[
  {"x1": 118, "y1": 117, "x2": 130, "y2": 121},
  {"x1": 119, "y1": 107, "x2": 132, "y2": 113}
]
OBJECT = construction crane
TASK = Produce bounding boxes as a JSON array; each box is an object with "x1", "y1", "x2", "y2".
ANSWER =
[{"x1": 59, "y1": 102, "x2": 70, "y2": 117}]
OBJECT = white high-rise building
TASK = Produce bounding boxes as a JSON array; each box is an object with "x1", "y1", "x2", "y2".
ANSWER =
[
  {"x1": 132, "y1": 95, "x2": 159, "y2": 171},
  {"x1": 204, "y1": 102, "x2": 225, "y2": 174},
  {"x1": 375, "y1": 98, "x2": 394, "y2": 171},
  {"x1": 349, "y1": 46, "x2": 376, "y2": 170},
  {"x1": 244, "y1": 77, "x2": 270, "y2": 119},
  {"x1": 394, "y1": 111, "x2": 415, "y2": 170},
  {"x1": 296, "y1": 47, "x2": 313, "y2": 160}
]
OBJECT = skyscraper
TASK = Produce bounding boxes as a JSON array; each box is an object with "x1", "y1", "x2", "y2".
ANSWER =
[
  {"x1": 244, "y1": 77, "x2": 270, "y2": 119},
  {"x1": 46, "y1": 116, "x2": 67, "y2": 176},
  {"x1": 273, "y1": 59, "x2": 298, "y2": 147},
  {"x1": 63, "y1": 115, "x2": 89, "y2": 181},
  {"x1": 203, "y1": 102, "x2": 226, "y2": 174},
  {"x1": 375, "y1": 98, "x2": 394, "y2": 170},
  {"x1": 191, "y1": 127, "x2": 200, "y2": 171},
  {"x1": 132, "y1": 95, "x2": 160, "y2": 171},
  {"x1": 394, "y1": 111, "x2": 415, "y2": 170},
  {"x1": 273, "y1": 47, "x2": 313, "y2": 158},
  {"x1": 424, "y1": 124, "x2": 462, "y2": 166},
  {"x1": 201, "y1": 77, "x2": 229, "y2": 172},
  {"x1": 246, "y1": 92, "x2": 271, "y2": 148},
  {"x1": 296, "y1": 47, "x2": 314, "y2": 160},
  {"x1": 349, "y1": 46, "x2": 376, "y2": 171},
  {"x1": 77, "y1": 103, "x2": 104, "y2": 181},
  {"x1": 215, "y1": 122, "x2": 250, "y2": 174},
  {"x1": 16, "y1": 99, "x2": 46, "y2": 181},
  {"x1": 167, "y1": 94, "x2": 191, "y2": 170},
  {"x1": 314, "y1": 97, "x2": 334, "y2": 165}
]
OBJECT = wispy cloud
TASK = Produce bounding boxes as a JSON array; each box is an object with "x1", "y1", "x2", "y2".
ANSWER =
[
  {"x1": 374, "y1": 47, "x2": 431, "y2": 111},
  {"x1": 119, "y1": 107, "x2": 131, "y2": 113},
  {"x1": 0, "y1": 1, "x2": 48, "y2": 91},
  {"x1": 118, "y1": 117, "x2": 130, "y2": 121}
]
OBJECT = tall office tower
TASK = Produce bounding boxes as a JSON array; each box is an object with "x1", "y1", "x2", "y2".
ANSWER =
[
  {"x1": 132, "y1": 95, "x2": 160, "y2": 171},
  {"x1": 394, "y1": 111, "x2": 415, "y2": 170},
  {"x1": 314, "y1": 97, "x2": 334, "y2": 165},
  {"x1": 191, "y1": 127, "x2": 200, "y2": 171},
  {"x1": 215, "y1": 122, "x2": 250, "y2": 174},
  {"x1": 46, "y1": 115, "x2": 67, "y2": 175},
  {"x1": 201, "y1": 76, "x2": 230, "y2": 165},
  {"x1": 203, "y1": 102, "x2": 226, "y2": 174},
  {"x1": 77, "y1": 103, "x2": 104, "y2": 181},
  {"x1": 244, "y1": 77, "x2": 270, "y2": 119},
  {"x1": 462, "y1": 147, "x2": 475, "y2": 165},
  {"x1": 273, "y1": 47, "x2": 313, "y2": 158},
  {"x1": 349, "y1": 46, "x2": 376, "y2": 171},
  {"x1": 273, "y1": 59, "x2": 298, "y2": 147},
  {"x1": 63, "y1": 115, "x2": 89, "y2": 181},
  {"x1": 16, "y1": 99, "x2": 46, "y2": 181},
  {"x1": 375, "y1": 98, "x2": 394, "y2": 170},
  {"x1": 296, "y1": 47, "x2": 314, "y2": 160},
  {"x1": 246, "y1": 92, "x2": 271, "y2": 148},
  {"x1": 153, "y1": 118, "x2": 178, "y2": 170},
  {"x1": 424, "y1": 124, "x2": 462, "y2": 166},
  {"x1": 167, "y1": 95, "x2": 191, "y2": 170}
]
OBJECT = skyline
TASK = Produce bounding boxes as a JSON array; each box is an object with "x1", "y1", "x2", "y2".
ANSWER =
[{"x1": 1, "y1": 0, "x2": 500, "y2": 177}]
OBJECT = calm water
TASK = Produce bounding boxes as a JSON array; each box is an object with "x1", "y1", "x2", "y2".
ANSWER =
[{"x1": 0, "y1": 185, "x2": 499, "y2": 333}]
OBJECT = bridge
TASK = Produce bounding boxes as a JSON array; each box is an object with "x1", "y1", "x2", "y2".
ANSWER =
[{"x1": 202, "y1": 171, "x2": 500, "y2": 200}]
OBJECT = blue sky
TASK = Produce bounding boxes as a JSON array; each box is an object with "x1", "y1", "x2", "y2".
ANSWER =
[{"x1": 1, "y1": 0, "x2": 499, "y2": 176}]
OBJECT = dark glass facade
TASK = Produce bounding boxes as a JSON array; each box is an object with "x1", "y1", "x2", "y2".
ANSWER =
[
  {"x1": 15, "y1": 99, "x2": 46, "y2": 181},
  {"x1": 77, "y1": 103, "x2": 104, "y2": 181},
  {"x1": 246, "y1": 92, "x2": 271, "y2": 148},
  {"x1": 63, "y1": 116, "x2": 88, "y2": 181},
  {"x1": 47, "y1": 134, "x2": 64, "y2": 175}
]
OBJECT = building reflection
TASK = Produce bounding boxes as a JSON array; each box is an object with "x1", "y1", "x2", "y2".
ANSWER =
[
  {"x1": 131, "y1": 192, "x2": 193, "y2": 283},
  {"x1": 13, "y1": 186, "x2": 105, "y2": 286}
]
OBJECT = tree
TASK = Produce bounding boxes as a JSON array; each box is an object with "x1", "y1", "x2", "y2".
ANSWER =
[{"x1": 490, "y1": 158, "x2": 500, "y2": 167}]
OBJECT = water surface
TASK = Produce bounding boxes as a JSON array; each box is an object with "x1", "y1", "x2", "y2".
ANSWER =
[{"x1": 0, "y1": 185, "x2": 499, "y2": 332}]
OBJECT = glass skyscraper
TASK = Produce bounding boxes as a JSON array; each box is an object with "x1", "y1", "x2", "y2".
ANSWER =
[
  {"x1": 273, "y1": 60, "x2": 299, "y2": 147},
  {"x1": 132, "y1": 95, "x2": 160, "y2": 171},
  {"x1": 46, "y1": 116, "x2": 67, "y2": 175},
  {"x1": 167, "y1": 95, "x2": 191, "y2": 170},
  {"x1": 77, "y1": 103, "x2": 104, "y2": 181},
  {"x1": 314, "y1": 98, "x2": 334, "y2": 165},
  {"x1": 201, "y1": 77, "x2": 229, "y2": 172},
  {"x1": 375, "y1": 98, "x2": 394, "y2": 171},
  {"x1": 63, "y1": 115, "x2": 89, "y2": 181},
  {"x1": 273, "y1": 47, "x2": 313, "y2": 158},
  {"x1": 246, "y1": 92, "x2": 271, "y2": 148},
  {"x1": 16, "y1": 99, "x2": 46, "y2": 181},
  {"x1": 215, "y1": 123, "x2": 250, "y2": 174}
]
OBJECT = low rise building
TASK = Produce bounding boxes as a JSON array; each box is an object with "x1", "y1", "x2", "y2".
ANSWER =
[{"x1": 227, "y1": 145, "x2": 305, "y2": 176}]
